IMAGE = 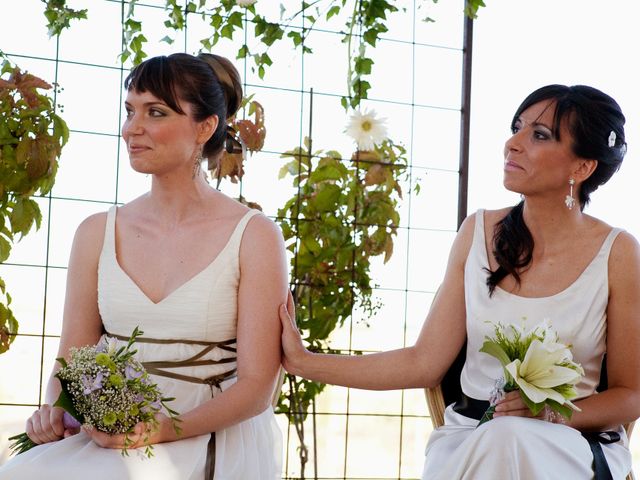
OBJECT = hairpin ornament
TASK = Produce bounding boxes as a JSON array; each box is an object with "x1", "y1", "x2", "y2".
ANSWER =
[{"x1": 608, "y1": 131, "x2": 616, "y2": 148}]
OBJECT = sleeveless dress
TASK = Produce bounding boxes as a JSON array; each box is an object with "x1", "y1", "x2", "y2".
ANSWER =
[
  {"x1": 421, "y1": 209, "x2": 632, "y2": 480},
  {"x1": 0, "y1": 206, "x2": 282, "y2": 480}
]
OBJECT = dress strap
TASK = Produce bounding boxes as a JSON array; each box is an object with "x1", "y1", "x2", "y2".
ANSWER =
[
  {"x1": 599, "y1": 227, "x2": 623, "y2": 257},
  {"x1": 102, "y1": 205, "x2": 118, "y2": 256},
  {"x1": 226, "y1": 208, "x2": 260, "y2": 252}
]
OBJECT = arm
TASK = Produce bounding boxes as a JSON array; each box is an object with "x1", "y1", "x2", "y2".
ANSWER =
[
  {"x1": 280, "y1": 213, "x2": 475, "y2": 391},
  {"x1": 570, "y1": 231, "x2": 640, "y2": 430},
  {"x1": 25, "y1": 213, "x2": 106, "y2": 443},
  {"x1": 157, "y1": 214, "x2": 287, "y2": 440}
]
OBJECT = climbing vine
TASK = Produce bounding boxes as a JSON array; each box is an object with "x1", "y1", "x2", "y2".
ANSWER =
[{"x1": 0, "y1": 52, "x2": 69, "y2": 353}]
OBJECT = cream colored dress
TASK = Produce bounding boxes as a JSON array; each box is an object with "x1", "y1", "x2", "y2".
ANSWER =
[
  {"x1": 422, "y1": 209, "x2": 632, "y2": 480},
  {"x1": 0, "y1": 206, "x2": 282, "y2": 480}
]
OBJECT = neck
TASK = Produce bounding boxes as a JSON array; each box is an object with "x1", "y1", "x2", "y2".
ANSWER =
[
  {"x1": 521, "y1": 195, "x2": 585, "y2": 248},
  {"x1": 145, "y1": 169, "x2": 215, "y2": 224}
]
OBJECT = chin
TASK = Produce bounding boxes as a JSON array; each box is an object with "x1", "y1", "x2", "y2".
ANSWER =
[{"x1": 129, "y1": 161, "x2": 155, "y2": 175}]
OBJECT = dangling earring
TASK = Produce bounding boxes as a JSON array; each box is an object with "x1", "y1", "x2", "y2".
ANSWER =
[
  {"x1": 564, "y1": 178, "x2": 575, "y2": 210},
  {"x1": 192, "y1": 148, "x2": 203, "y2": 180}
]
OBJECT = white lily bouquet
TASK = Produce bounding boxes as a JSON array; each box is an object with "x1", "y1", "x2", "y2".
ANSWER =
[
  {"x1": 9, "y1": 327, "x2": 180, "y2": 457},
  {"x1": 478, "y1": 321, "x2": 584, "y2": 425}
]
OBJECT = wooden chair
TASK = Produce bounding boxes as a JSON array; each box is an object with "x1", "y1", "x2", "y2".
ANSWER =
[{"x1": 425, "y1": 347, "x2": 635, "y2": 480}]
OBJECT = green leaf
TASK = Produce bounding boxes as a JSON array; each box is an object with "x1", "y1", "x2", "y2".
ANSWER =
[
  {"x1": 237, "y1": 44, "x2": 249, "y2": 59},
  {"x1": 52, "y1": 379, "x2": 84, "y2": 423},
  {"x1": 312, "y1": 184, "x2": 342, "y2": 212},
  {"x1": 363, "y1": 28, "x2": 379, "y2": 47},
  {"x1": 354, "y1": 56, "x2": 374, "y2": 75},
  {"x1": 326, "y1": 5, "x2": 341, "y2": 20},
  {"x1": 519, "y1": 390, "x2": 546, "y2": 416},
  {"x1": 479, "y1": 340, "x2": 511, "y2": 367},
  {"x1": 0, "y1": 235, "x2": 10, "y2": 262},
  {"x1": 10, "y1": 198, "x2": 41, "y2": 238}
]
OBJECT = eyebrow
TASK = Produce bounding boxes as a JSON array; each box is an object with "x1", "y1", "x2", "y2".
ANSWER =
[
  {"x1": 515, "y1": 117, "x2": 552, "y2": 131},
  {"x1": 124, "y1": 101, "x2": 168, "y2": 108}
]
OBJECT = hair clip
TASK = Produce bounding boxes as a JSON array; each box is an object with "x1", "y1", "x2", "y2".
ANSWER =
[{"x1": 608, "y1": 131, "x2": 616, "y2": 148}]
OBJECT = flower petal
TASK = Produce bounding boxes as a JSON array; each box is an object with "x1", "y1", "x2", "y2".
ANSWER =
[
  {"x1": 516, "y1": 377, "x2": 566, "y2": 404},
  {"x1": 533, "y1": 365, "x2": 582, "y2": 388}
]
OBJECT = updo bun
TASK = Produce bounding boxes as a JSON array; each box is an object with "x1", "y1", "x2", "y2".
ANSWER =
[
  {"x1": 123, "y1": 52, "x2": 243, "y2": 162},
  {"x1": 198, "y1": 53, "x2": 242, "y2": 121}
]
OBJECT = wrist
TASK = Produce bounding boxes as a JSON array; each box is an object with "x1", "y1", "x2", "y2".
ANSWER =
[{"x1": 157, "y1": 414, "x2": 179, "y2": 443}]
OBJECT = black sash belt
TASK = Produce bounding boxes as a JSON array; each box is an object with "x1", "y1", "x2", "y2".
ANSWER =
[{"x1": 453, "y1": 393, "x2": 620, "y2": 480}]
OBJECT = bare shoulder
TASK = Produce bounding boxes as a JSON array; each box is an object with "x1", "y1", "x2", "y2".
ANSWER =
[
  {"x1": 73, "y1": 211, "x2": 108, "y2": 251},
  {"x1": 242, "y1": 211, "x2": 284, "y2": 249},
  {"x1": 448, "y1": 210, "x2": 479, "y2": 265},
  {"x1": 482, "y1": 206, "x2": 512, "y2": 231},
  {"x1": 610, "y1": 229, "x2": 640, "y2": 267}
]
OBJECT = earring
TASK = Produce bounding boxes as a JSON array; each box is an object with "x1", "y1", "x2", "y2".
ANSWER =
[
  {"x1": 564, "y1": 178, "x2": 575, "y2": 210},
  {"x1": 192, "y1": 148, "x2": 203, "y2": 180}
]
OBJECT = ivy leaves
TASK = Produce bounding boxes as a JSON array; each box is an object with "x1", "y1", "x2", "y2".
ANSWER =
[
  {"x1": 0, "y1": 55, "x2": 69, "y2": 352},
  {"x1": 276, "y1": 137, "x2": 408, "y2": 461},
  {"x1": 41, "y1": 0, "x2": 87, "y2": 38}
]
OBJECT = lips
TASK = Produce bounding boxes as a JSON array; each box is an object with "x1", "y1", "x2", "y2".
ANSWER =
[
  {"x1": 504, "y1": 160, "x2": 523, "y2": 171},
  {"x1": 128, "y1": 144, "x2": 151, "y2": 154}
]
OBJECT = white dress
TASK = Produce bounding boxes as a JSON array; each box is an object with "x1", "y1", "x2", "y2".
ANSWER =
[
  {"x1": 422, "y1": 209, "x2": 632, "y2": 480},
  {"x1": 0, "y1": 206, "x2": 282, "y2": 480}
]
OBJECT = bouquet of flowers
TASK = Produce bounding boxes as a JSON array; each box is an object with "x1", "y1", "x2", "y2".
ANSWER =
[
  {"x1": 478, "y1": 320, "x2": 584, "y2": 425},
  {"x1": 9, "y1": 327, "x2": 180, "y2": 457}
]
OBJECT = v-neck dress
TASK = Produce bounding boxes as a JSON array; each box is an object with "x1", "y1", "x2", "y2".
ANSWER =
[
  {"x1": 421, "y1": 209, "x2": 632, "y2": 479},
  {"x1": 0, "y1": 206, "x2": 282, "y2": 480}
]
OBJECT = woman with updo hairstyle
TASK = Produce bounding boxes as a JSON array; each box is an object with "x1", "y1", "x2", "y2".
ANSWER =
[
  {"x1": 0, "y1": 53, "x2": 285, "y2": 480},
  {"x1": 277, "y1": 84, "x2": 640, "y2": 479}
]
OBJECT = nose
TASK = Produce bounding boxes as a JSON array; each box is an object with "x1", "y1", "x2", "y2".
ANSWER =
[
  {"x1": 122, "y1": 113, "x2": 144, "y2": 138},
  {"x1": 505, "y1": 129, "x2": 524, "y2": 154}
]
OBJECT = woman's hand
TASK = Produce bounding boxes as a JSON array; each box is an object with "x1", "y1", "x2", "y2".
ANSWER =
[
  {"x1": 279, "y1": 290, "x2": 310, "y2": 375},
  {"x1": 25, "y1": 404, "x2": 81, "y2": 444},
  {"x1": 86, "y1": 413, "x2": 171, "y2": 450},
  {"x1": 493, "y1": 391, "x2": 545, "y2": 420}
]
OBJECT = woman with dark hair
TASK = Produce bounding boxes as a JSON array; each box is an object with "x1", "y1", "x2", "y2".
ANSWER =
[
  {"x1": 0, "y1": 53, "x2": 286, "y2": 479},
  {"x1": 279, "y1": 84, "x2": 640, "y2": 478}
]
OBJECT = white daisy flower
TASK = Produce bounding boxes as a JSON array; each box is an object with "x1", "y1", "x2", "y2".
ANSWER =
[
  {"x1": 344, "y1": 109, "x2": 388, "y2": 151},
  {"x1": 236, "y1": 0, "x2": 256, "y2": 6}
]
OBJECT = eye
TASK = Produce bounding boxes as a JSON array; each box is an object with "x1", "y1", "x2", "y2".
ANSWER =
[
  {"x1": 149, "y1": 108, "x2": 166, "y2": 118},
  {"x1": 533, "y1": 129, "x2": 551, "y2": 141},
  {"x1": 125, "y1": 107, "x2": 133, "y2": 118}
]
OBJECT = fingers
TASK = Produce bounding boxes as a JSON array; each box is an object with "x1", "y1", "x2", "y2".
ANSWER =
[
  {"x1": 493, "y1": 391, "x2": 535, "y2": 418},
  {"x1": 280, "y1": 292, "x2": 298, "y2": 332},
  {"x1": 25, "y1": 405, "x2": 65, "y2": 444},
  {"x1": 286, "y1": 290, "x2": 295, "y2": 316},
  {"x1": 49, "y1": 407, "x2": 65, "y2": 437},
  {"x1": 86, "y1": 421, "x2": 151, "y2": 449}
]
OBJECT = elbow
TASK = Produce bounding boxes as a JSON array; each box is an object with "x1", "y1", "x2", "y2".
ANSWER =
[{"x1": 237, "y1": 377, "x2": 278, "y2": 417}]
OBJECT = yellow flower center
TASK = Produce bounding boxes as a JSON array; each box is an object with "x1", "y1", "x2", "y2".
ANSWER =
[{"x1": 361, "y1": 120, "x2": 372, "y2": 132}]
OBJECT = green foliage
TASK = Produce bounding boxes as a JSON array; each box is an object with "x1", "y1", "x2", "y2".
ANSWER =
[
  {"x1": 41, "y1": 0, "x2": 88, "y2": 38},
  {"x1": 121, "y1": 1, "x2": 148, "y2": 66},
  {"x1": 276, "y1": 137, "x2": 408, "y2": 473},
  {"x1": 97, "y1": 0, "x2": 483, "y2": 108},
  {"x1": 0, "y1": 54, "x2": 68, "y2": 353}
]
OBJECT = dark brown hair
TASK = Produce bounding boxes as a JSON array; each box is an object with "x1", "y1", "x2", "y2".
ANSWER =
[{"x1": 124, "y1": 53, "x2": 242, "y2": 162}]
